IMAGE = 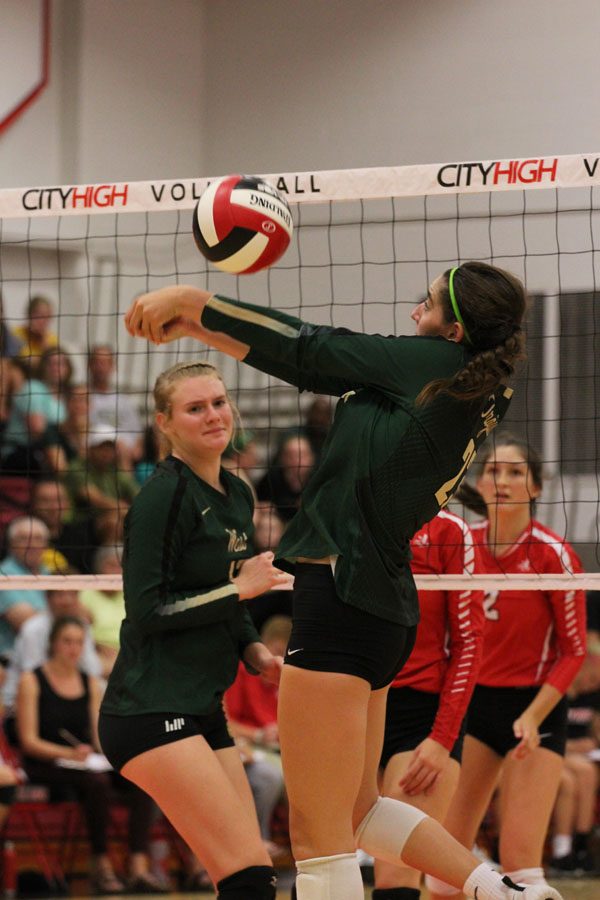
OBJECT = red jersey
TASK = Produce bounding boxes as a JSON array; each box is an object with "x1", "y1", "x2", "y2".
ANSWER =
[
  {"x1": 391, "y1": 510, "x2": 485, "y2": 751},
  {"x1": 224, "y1": 661, "x2": 278, "y2": 730},
  {"x1": 471, "y1": 519, "x2": 586, "y2": 694}
]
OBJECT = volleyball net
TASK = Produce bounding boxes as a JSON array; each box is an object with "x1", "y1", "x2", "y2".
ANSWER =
[{"x1": 1, "y1": 152, "x2": 600, "y2": 592}]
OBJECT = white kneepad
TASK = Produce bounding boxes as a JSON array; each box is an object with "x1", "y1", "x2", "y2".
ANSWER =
[
  {"x1": 295, "y1": 853, "x2": 364, "y2": 900},
  {"x1": 424, "y1": 874, "x2": 461, "y2": 896},
  {"x1": 354, "y1": 796, "x2": 428, "y2": 863}
]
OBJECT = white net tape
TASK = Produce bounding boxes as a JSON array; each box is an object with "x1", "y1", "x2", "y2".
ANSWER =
[{"x1": 1, "y1": 574, "x2": 599, "y2": 592}]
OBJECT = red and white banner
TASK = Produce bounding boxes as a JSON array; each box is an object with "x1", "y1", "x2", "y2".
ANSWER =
[{"x1": 1, "y1": 151, "x2": 600, "y2": 219}]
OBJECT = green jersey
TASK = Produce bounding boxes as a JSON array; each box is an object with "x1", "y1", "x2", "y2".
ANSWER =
[
  {"x1": 101, "y1": 456, "x2": 260, "y2": 717},
  {"x1": 202, "y1": 295, "x2": 513, "y2": 626}
]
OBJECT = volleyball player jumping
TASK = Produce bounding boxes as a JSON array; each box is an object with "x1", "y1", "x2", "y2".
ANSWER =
[{"x1": 125, "y1": 262, "x2": 564, "y2": 900}]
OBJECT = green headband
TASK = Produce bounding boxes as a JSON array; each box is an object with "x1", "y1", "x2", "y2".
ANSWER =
[{"x1": 448, "y1": 267, "x2": 472, "y2": 345}]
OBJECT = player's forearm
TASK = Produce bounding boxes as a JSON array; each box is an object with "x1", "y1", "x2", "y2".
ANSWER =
[
  {"x1": 524, "y1": 681, "x2": 563, "y2": 725},
  {"x1": 201, "y1": 294, "x2": 356, "y2": 394},
  {"x1": 243, "y1": 641, "x2": 273, "y2": 673},
  {"x1": 201, "y1": 294, "x2": 306, "y2": 355},
  {"x1": 126, "y1": 581, "x2": 240, "y2": 634},
  {"x1": 195, "y1": 323, "x2": 250, "y2": 360}
]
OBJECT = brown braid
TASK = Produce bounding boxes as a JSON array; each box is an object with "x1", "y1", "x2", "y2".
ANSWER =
[{"x1": 416, "y1": 261, "x2": 527, "y2": 405}]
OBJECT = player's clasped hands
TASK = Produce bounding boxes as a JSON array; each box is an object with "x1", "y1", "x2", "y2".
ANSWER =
[
  {"x1": 124, "y1": 286, "x2": 211, "y2": 345},
  {"x1": 233, "y1": 551, "x2": 292, "y2": 600}
]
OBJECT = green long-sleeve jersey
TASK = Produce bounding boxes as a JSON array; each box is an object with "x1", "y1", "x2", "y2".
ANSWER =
[
  {"x1": 202, "y1": 295, "x2": 513, "y2": 626},
  {"x1": 101, "y1": 456, "x2": 261, "y2": 717}
]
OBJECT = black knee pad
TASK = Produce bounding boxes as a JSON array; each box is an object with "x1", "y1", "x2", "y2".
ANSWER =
[{"x1": 217, "y1": 865, "x2": 277, "y2": 899}]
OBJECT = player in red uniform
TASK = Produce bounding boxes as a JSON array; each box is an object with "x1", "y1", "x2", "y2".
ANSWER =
[
  {"x1": 428, "y1": 436, "x2": 587, "y2": 899},
  {"x1": 374, "y1": 510, "x2": 485, "y2": 900}
]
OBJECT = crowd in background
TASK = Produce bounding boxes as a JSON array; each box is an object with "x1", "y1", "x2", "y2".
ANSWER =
[
  {"x1": 0, "y1": 291, "x2": 326, "y2": 892},
  {"x1": 0, "y1": 292, "x2": 599, "y2": 891}
]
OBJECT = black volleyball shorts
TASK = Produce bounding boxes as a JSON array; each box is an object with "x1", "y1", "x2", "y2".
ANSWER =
[
  {"x1": 466, "y1": 684, "x2": 568, "y2": 758},
  {"x1": 98, "y1": 703, "x2": 234, "y2": 772},
  {"x1": 284, "y1": 563, "x2": 417, "y2": 690},
  {"x1": 380, "y1": 685, "x2": 465, "y2": 768}
]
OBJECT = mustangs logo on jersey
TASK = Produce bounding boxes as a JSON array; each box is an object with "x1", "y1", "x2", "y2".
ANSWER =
[{"x1": 225, "y1": 528, "x2": 248, "y2": 553}]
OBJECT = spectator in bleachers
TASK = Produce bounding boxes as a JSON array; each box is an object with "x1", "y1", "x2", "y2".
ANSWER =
[
  {"x1": 0, "y1": 292, "x2": 21, "y2": 359},
  {"x1": 2, "y1": 588, "x2": 102, "y2": 723},
  {"x1": 549, "y1": 605, "x2": 600, "y2": 875},
  {"x1": 226, "y1": 614, "x2": 290, "y2": 751},
  {"x1": 245, "y1": 504, "x2": 292, "y2": 630},
  {"x1": 66, "y1": 424, "x2": 139, "y2": 524},
  {"x1": 550, "y1": 705, "x2": 600, "y2": 877},
  {"x1": 58, "y1": 383, "x2": 89, "y2": 463},
  {"x1": 134, "y1": 423, "x2": 161, "y2": 486},
  {"x1": 30, "y1": 478, "x2": 97, "y2": 576},
  {"x1": 255, "y1": 433, "x2": 315, "y2": 522},
  {"x1": 17, "y1": 616, "x2": 164, "y2": 895},
  {"x1": 0, "y1": 517, "x2": 50, "y2": 661},
  {"x1": 0, "y1": 662, "x2": 20, "y2": 833},
  {"x1": 253, "y1": 503, "x2": 285, "y2": 553},
  {"x1": 0, "y1": 356, "x2": 20, "y2": 444},
  {"x1": 88, "y1": 344, "x2": 143, "y2": 469},
  {"x1": 222, "y1": 429, "x2": 261, "y2": 485},
  {"x1": 94, "y1": 507, "x2": 125, "y2": 555},
  {"x1": 586, "y1": 590, "x2": 600, "y2": 686},
  {"x1": 0, "y1": 294, "x2": 22, "y2": 442},
  {"x1": 0, "y1": 350, "x2": 69, "y2": 478},
  {"x1": 80, "y1": 546, "x2": 125, "y2": 678},
  {"x1": 300, "y1": 395, "x2": 333, "y2": 461},
  {"x1": 36, "y1": 346, "x2": 75, "y2": 472},
  {"x1": 38, "y1": 345, "x2": 73, "y2": 398},
  {"x1": 11, "y1": 295, "x2": 59, "y2": 376}
]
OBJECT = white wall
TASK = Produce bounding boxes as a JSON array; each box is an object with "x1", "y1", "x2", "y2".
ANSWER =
[
  {"x1": 75, "y1": 0, "x2": 208, "y2": 183},
  {"x1": 204, "y1": 0, "x2": 600, "y2": 173},
  {"x1": 1, "y1": 0, "x2": 600, "y2": 187}
]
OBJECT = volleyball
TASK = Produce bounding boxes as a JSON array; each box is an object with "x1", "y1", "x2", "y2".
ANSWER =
[{"x1": 192, "y1": 174, "x2": 293, "y2": 275}]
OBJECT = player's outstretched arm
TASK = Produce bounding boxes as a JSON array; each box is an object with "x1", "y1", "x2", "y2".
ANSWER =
[{"x1": 124, "y1": 285, "x2": 250, "y2": 360}]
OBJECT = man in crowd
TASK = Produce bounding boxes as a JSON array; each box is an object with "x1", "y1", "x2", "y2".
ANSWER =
[
  {"x1": 30, "y1": 478, "x2": 96, "y2": 575},
  {"x1": 0, "y1": 517, "x2": 50, "y2": 660},
  {"x1": 88, "y1": 344, "x2": 143, "y2": 469},
  {"x1": 65, "y1": 425, "x2": 139, "y2": 524}
]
